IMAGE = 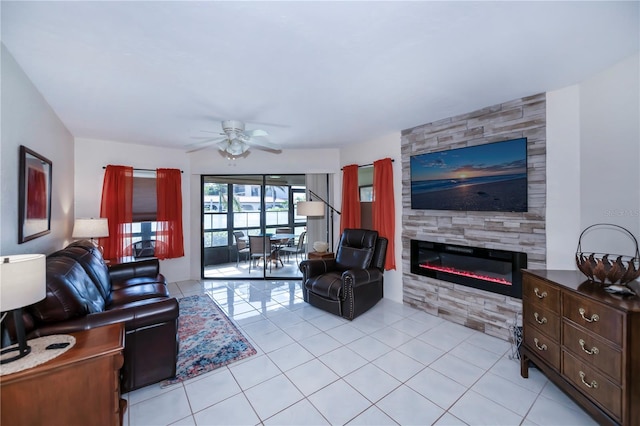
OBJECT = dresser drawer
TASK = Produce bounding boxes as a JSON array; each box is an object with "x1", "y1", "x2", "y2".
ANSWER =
[
  {"x1": 523, "y1": 303, "x2": 560, "y2": 341},
  {"x1": 563, "y1": 321, "x2": 622, "y2": 384},
  {"x1": 523, "y1": 276, "x2": 560, "y2": 311},
  {"x1": 563, "y1": 292, "x2": 623, "y2": 346},
  {"x1": 524, "y1": 329, "x2": 560, "y2": 370},
  {"x1": 562, "y1": 350, "x2": 622, "y2": 421}
]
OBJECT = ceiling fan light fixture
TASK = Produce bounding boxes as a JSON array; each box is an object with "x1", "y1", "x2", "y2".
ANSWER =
[
  {"x1": 188, "y1": 119, "x2": 280, "y2": 156},
  {"x1": 226, "y1": 138, "x2": 248, "y2": 156},
  {"x1": 220, "y1": 149, "x2": 251, "y2": 160},
  {"x1": 221, "y1": 120, "x2": 245, "y2": 135}
]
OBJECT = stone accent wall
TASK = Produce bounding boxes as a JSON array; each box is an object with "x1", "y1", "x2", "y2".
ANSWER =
[{"x1": 401, "y1": 93, "x2": 546, "y2": 340}]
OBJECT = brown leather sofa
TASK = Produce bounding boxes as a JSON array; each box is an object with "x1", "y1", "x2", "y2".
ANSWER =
[
  {"x1": 300, "y1": 229, "x2": 388, "y2": 320},
  {"x1": 20, "y1": 240, "x2": 179, "y2": 392}
]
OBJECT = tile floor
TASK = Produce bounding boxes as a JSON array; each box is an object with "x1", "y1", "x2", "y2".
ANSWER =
[
  {"x1": 204, "y1": 259, "x2": 302, "y2": 280},
  {"x1": 124, "y1": 280, "x2": 597, "y2": 426}
]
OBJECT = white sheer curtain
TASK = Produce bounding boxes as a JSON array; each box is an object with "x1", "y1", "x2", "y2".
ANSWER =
[{"x1": 304, "y1": 174, "x2": 332, "y2": 252}]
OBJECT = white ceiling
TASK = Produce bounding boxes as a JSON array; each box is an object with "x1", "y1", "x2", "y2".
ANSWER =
[{"x1": 2, "y1": 1, "x2": 638, "y2": 151}]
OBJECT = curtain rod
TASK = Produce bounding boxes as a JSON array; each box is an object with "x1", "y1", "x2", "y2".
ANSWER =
[
  {"x1": 103, "y1": 166, "x2": 183, "y2": 173},
  {"x1": 340, "y1": 159, "x2": 394, "y2": 171}
]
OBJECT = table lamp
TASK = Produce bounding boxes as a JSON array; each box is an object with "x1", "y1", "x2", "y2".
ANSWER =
[
  {"x1": 72, "y1": 218, "x2": 109, "y2": 252},
  {"x1": 0, "y1": 254, "x2": 46, "y2": 364}
]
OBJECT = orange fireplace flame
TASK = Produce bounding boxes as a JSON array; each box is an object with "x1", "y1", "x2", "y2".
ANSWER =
[{"x1": 419, "y1": 263, "x2": 512, "y2": 286}]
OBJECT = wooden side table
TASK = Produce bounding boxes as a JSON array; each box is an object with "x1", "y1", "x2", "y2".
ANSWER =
[
  {"x1": 1, "y1": 323, "x2": 125, "y2": 426},
  {"x1": 308, "y1": 251, "x2": 334, "y2": 260}
]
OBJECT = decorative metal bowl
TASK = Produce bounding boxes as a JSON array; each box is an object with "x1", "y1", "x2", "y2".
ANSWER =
[{"x1": 575, "y1": 224, "x2": 640, "y2": 286}]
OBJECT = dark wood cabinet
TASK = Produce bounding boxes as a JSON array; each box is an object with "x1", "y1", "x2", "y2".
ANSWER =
[
  {"x1": 521, "y1": 270, "x2": 640, "y2": 425},
  {"x1": 1, "y1": 323, "x2": 125, "y2": 426}
]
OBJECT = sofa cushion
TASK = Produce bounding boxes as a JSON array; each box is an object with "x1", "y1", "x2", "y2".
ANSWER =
[
  {"x1": 305, "y1": 271, "x2": 343, "y2": 301},
  {"x1": 49, "y1": 245, "x2": 112, "y2": 299},
  {"x1": 111, "y1": 275, "x2": 166, "y2": 291},
  {"x1": 109, "y1": 259, "x2": 161, "y2": 283},
  {"x1": 30, "y1": 257, "x2": 106, "y2": 323},
  {"x1": 108, "y1": 283, "x2": 170, "y2": 307}
]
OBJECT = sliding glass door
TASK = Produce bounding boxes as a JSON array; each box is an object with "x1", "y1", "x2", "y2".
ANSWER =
[{"x1": 201, "y1": 174, "x2": 307, "y2": 280}]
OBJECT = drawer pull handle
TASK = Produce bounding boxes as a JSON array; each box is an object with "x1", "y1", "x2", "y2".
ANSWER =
[
  {"x1": 579, "y1": 371, "x2": 598, "y2": 389},
  {"x1": 578, "y1": 308, "x2": 599, "y2": 323},
  {"x1": 578, "y1": 339, "x2": 599, "y2": 355},
  {"x1": 534, "y1": 288, "x2": 547, "y2": 299},
  {"x1": 533, "y1": 338, "x2": 547, "y2": 351},
  {"x1": 534, "y1": 312, "x2": 547, "y2": 325}
]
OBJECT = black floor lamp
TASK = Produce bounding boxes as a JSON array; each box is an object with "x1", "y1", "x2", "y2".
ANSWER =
[{"x1": 296, "y1": 189, "x2": 341, "y2": 252}]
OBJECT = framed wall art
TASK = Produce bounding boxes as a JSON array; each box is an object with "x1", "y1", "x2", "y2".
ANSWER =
[{"x1": 18, "y1": 145, "x2": 52, "y2": 243}]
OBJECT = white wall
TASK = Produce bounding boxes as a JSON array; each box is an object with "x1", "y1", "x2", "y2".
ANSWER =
[
  {"x1": 546, "y1": 53, "x2": 640, "y2": 267},
  {"x1": 339, "y1": 132, "x2": 403, "y2": 302},
  {"x1": 546, "y1": 85, "x2": 581, "y2": 269},
  {"x1": 1, "y1": 44, "x2": 74, "y2": 256},
  {"x1": 74, "y1": 138, "x2": 191, "y2": 283},
  {"x1": 580, "y1": 53, "x2": 640, "y2": 254}
]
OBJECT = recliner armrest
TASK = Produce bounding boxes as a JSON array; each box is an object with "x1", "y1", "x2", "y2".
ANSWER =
[
  {"x1": 28, "y1": 297, "x2": 179, "y2": 337},
  {"x1": 109, "y1": 258, "x2": 161, "y2": 283},
  {"x1": 299, "y1": 258, "x2": 337, "y2": 279},
  {"x1": 342, "y1": 268, "x2": 384, "y2": 287}
]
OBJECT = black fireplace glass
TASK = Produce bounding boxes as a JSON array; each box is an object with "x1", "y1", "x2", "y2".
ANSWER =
[{"x1": 410, "y1": 240, "x2": 527, "y2": 299}]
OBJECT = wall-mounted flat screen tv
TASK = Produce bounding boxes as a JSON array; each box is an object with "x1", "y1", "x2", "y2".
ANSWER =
[{"x1": 410, "y1": 138, "x2": 528, "y2": 212}]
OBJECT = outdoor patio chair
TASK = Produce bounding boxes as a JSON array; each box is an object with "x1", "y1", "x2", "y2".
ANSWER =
[
  {"x1": 280, "y1": 231, "x2": 307, "y2": 265},
  {"x1": 233, "y1": 231, "x2": 250, "y2": 266},
  {"x1": 249, "y1": 235, "x2": 274, "y2": 272}
]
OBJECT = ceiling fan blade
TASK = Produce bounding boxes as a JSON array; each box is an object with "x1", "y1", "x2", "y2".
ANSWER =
[
  {"x1": 247, "y1": 121, "x2": 290, "y2": 129},
  {"x1": 188, "y1": 120, "x2": 280, "y2": 157},
  {"x1": 243, "y1": 129, "x2": 269, "y2": 138},
  {"x1": 185, "y1": 136, "x2": 226, "y2": 152},
  {"x1": 187, "y1": 144, "x2": 217, "y2": 153},
  {"x1": 244, "y1": 137, "x2": 282, "y2": 153}
]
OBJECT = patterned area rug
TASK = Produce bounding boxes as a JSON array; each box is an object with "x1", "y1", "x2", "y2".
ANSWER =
[{"x1": 162, "y1": 294, "x2": 256, "y2": 386}]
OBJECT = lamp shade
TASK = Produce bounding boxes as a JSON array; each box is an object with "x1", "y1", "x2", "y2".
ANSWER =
[
  {"x1": 297, "y1": 201, "x2": 325, "y2": 217},
  {"x1": 72, "y1": 218, "x2": 109, "y2": 239},
  {"x1": 0, "y1": 254, "x2": 46, "y2": 311}
]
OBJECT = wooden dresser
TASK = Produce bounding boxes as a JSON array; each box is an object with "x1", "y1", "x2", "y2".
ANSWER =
[
  {"x1": 521, "y1": 270, "x2": 640, "y2": 425},
  {"x1": 1, "y1": 323, "x2": 125, "y2": 426}
]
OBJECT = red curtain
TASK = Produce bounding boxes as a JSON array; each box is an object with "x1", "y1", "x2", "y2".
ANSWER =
[
  {"x1": 99, "y1": 165, "x2": 133, "y2": 260},
  {"x1": 373, "y1": 158, "x2": 396, "y2": 270},
  {"x1": 340, "y1": 164, "x2": 361, "y2": 233},
  {"x1": 155, "y1": 168, "x2": 184, "y2": 259}
]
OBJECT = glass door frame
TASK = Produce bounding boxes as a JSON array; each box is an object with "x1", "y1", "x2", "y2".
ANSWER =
[{"x1": 200, "y1": 174, "x2": 307, "y2": 280}]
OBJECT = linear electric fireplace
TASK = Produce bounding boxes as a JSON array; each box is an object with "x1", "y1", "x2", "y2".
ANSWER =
[{"x1": 410, "y1": 240, "x2": 527, "y2": 299}]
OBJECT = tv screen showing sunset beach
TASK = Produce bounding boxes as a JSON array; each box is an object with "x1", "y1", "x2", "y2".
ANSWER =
[{"x1": 410, "y1": 138, "x2": 528, "y2": 212}]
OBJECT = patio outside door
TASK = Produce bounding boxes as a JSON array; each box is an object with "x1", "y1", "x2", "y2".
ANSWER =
[{"x1": 201, "y1": 174, "x2": 307, "y2": 279}]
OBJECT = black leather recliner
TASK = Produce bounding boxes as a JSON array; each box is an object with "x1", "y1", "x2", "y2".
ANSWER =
[{"x1": 299, "y1": 229, "x2": 388, "y2": 320}]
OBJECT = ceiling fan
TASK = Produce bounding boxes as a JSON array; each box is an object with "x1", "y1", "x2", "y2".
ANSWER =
[{"x1": 187, "y1": 120, "x2": 282, "y2": 158}]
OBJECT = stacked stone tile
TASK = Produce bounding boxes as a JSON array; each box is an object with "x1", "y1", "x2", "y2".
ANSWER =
[{"x1": 401, "y1": 93, "x2": 546, "y2": 341}]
